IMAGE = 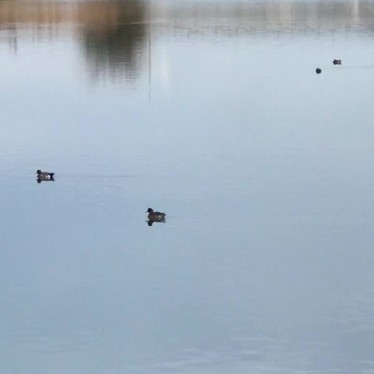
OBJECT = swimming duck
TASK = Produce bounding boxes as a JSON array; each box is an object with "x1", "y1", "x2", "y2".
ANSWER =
[
  {"x1": 146, "y1": 208, "x2": 166, "y2": 225},
  {"x1": 333, "y1": 59, "x2": 342, "y2": 65},
  {"x1": 316, "y1": 68, "x2": 322, "y2": 74},
  {"x1": 36, "y1": 170, "x2": 55, "y2": 182}
]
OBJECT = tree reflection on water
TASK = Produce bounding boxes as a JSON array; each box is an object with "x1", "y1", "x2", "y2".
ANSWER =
[
  {"x1": 0, "y1": 0, "x2": 373, "y2": 83},
  {"x1": 0, "y1": 0, "x2": 149, "y2": 83},
  {"x1": 78, "y1": 1, "x2": 149, "y2": 82}
]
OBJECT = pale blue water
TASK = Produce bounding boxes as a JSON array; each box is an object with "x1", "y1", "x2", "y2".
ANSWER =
[{"x1": 1, "y1": 1, "x2": 374, "y2": 373}]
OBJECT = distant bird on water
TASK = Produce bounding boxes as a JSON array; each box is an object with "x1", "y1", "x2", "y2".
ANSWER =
[
  {"x1": 316, "y1": 68, "x2": 322, "y2": 74},
  {"x1": 333, "y1": 59, "x2": 342, "y2": 65},
  {"x1": 146, "y1": 208, "x2": 166, "y2": 226},
  {"x1": 36, "y1": 170, "x2": 55, "y2": 183}
]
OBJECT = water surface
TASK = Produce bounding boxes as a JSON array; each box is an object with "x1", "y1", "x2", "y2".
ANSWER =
[{"x1": 1, "y1": 1, "x2": 374, "y2": 373}]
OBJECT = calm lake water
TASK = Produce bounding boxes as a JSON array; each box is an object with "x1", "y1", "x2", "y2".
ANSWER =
[{"x1": 1, "y1": 0, "x2": 374, "y2": 373}]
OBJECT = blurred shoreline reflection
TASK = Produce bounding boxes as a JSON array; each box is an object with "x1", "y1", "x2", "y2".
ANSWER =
[{"x1": 0, "y1": 0, "x2": 373, "y2": 82}]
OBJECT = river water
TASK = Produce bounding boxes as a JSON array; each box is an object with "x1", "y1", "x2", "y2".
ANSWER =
[{"x1": 1, "y1": 1, "x2": 374, "y2": 373}]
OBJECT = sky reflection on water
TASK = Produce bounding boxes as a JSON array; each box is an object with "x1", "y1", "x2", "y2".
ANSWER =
[{"x1": 0, "y1": 1, "x2": 374, "y2": 373}]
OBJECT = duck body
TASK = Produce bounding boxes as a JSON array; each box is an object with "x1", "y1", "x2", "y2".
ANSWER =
[
  {"x1": 36, "y1": 170, "x2": 55, "y2": 182},
  {"x1": 146, "y1": 208, "x2": 166, "y2": 225}
]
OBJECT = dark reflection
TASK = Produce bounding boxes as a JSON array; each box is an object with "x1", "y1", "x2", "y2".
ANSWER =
[
  {"x1": 36, "y1": 177, "x2": 55, "y2": 183},
  {"x1": 146, "y1": 208, "x2": 166, "y2": 226},
  {"x1": 78, "y1": 1, "x2": 149, "y2": 82}
]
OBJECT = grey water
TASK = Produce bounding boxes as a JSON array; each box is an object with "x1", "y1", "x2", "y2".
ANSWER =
[{"x1": 1, "y1": 0, "x2": 374, "y2": 373}]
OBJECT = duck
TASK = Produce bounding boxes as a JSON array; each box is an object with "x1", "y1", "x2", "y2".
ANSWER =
[
  {"x1": 333, "y1": 59, "x2": 342, "y2": 65},
  {"x1": 36, "y1": 170, "x2": 55, "y2": 182},
  {"x1": 315, "y1": 68, "x2": 322, "y2": 74},
  {"x1": 146, "y1": 208, "x2": 166, "y2": 225}
]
